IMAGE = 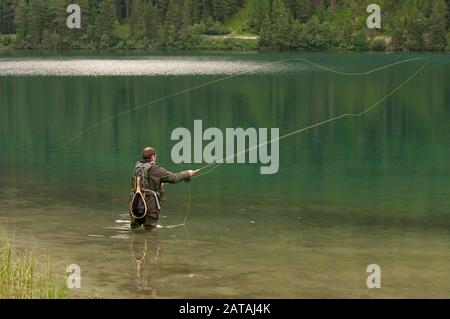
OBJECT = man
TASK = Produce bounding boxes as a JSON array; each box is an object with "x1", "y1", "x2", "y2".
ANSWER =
[{"x1": 129, "y1": 147, "x2": 198, "y2": 229}]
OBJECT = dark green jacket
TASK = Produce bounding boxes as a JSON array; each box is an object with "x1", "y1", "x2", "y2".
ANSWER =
[
  {"x1": 131, "y1": 160, "x2": 191, "y2": 214},
  {"x1": 147, "y1": 160, "x2": 190, "y2": 188}
]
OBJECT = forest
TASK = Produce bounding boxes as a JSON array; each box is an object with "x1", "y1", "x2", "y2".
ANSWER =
[{"x1": 0, "y1": 0, "x2": 449, "y2": 51}]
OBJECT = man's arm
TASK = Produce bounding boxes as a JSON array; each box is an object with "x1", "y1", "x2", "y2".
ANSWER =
[{"x1": 159, "y1": 167, "x2": 199, "y2": 184}]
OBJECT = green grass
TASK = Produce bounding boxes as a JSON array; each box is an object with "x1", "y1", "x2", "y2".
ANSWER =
[
  {"x1": 0, "y1": 34, "x2": 15, "y2": 49},
  {"x1": 0, "y1": 229, "x2": 70, "y2": 299},
  {"x1": 224, "y1": 0, "x2": 257, "y2": 36}
]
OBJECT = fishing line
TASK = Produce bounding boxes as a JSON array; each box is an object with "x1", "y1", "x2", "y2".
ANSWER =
[
  {"x1": 194, "y1": 57, "x2": 429, "y2": 176},
  {"x1": 183, "y1": 57, "x2": 429, "y2": 226},
  {"x1": 66, "y1": 56, "x2": 427, "y2": 144},
  {"x1": 166, "y1": 175, "x2": 192, "y2": 229},
  {"x1": 184, "y1": 181, "x2": 191, "y2": 226},
  {"x1": 63, "y1": 56, "x2": 428, "y2": 230}
]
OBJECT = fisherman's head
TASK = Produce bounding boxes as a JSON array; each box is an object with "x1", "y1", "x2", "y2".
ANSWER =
[{"x1": 142, "y1": 147, "x2": 157, "y2": 162}]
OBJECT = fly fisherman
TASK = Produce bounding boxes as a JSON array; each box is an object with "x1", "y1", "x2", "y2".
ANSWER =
[{"x1": 129, "y1": 147, "x2": 198, "y2": 229}]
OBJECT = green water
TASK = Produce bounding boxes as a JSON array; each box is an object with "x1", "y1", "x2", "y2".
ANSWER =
[{"x1": 0, "y1": 52, "x2": 449, "y2": 298}]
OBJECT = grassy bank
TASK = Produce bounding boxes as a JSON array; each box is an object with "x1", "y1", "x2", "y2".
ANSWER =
[{"x1": 0, "y1": 229, "x2": 69, "y2": 299}]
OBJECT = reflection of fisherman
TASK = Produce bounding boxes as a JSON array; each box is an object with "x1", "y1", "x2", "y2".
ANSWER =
[
  {"x1": 130, "y1": 231, "x2": 161, "y2": 296},
  {"x1": 129, "y1": 147, "x2": 198, "y2": 229}
]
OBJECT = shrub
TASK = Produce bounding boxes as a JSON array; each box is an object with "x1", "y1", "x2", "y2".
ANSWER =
[
  {"x1": 371, "y1": 38, "x2": 387, "y2": 51},
  {"x1": 446, "y1": 32, "x2": 450, "y2": 51},
  {"x1": 300, "y1": 16, "x2": 336, "y2": 50},
  {"x1": 205, "y1": 22, "x2": 230, "y2": 36},
  {"x1": 352, "y1": 31, "x2": 369, "y2": 51},
  {"x1": 0, "y1": 35, "x2": 14, "y2": 47}
]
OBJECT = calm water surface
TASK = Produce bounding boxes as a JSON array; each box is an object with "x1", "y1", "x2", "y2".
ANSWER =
[{"x1": 0, "y1": 52, "x2": 449, "y2": 298}]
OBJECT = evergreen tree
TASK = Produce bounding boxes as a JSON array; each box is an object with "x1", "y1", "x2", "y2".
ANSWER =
[
  {"x1": 271, "y1": 0, "x2": 292, "y2": 50},
  {"x1": 290, "y1": 19, "x2": 303, "y2": 49},
  {"x1": 87, "y1": 0, "x2": 99, "y2": 46},
  {"x1": 259, "y1": 14, "x2": 272, "y2": 48},
  {"x1": 44, "y1": 0, "x2": 69, "y2": 49},
  {"x1": 95, "y1": 0, "x2": 119, "y2": 48},
  {"x1": 295, "y1": 0, "x2": 315, "y2": 23},
  {"x1": 223, "y1": 0, "x2": 238, "y2": 20},
  {"x1": 201, "y1": 0, "x2": 212, "y2": 22},
  {"x1": 130, "y1": 0, "x2": 144, "y2": 39},
  {"x1": 391, "y1": 2, "x2": 427, "y2": 51},
  {"x1": 2, "y1": 0, "x2": 449, "y2": 51},
  {"x1": 211, "y1": 0, "x2": 225, "y2": 21},
  {"x1": 14, "y1": 0, "x2": 28, "y2": 45},
  {"x1": 154, "y1": 0, "x2": 169, "y2": 16},
  {"x1": 162, "y1": 0, "x2": 182, "y2": 48},
  {"x1": 0, "y1": 0, "x2": 16, "y2": 34},
  {"x1": 27, "y1": 0, "x2": 47, "y2": 48},
  {"x1": 446, "y1": 0, "x2": 450, "y2": 28},
  {"x1": 301, "y1": 15, "x2": 334, "y2": 50},
  {"x1": 426, "y1": 0, "x2": 448, "y2": 50},
  {"x1": 190, "y1": 0, "x2": 203, "y2": 23},
  {"x1": 249, "y1": 0, "x2": 270, "y2": 33},
  {"x1": 181, "y1": 0, "x2": 193, "y2": 29},
  {"x1": 143, "y1": 2, "x2": 162, "y2": 45}
]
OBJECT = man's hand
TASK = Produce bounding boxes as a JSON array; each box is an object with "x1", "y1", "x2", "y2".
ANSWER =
[{"x1": 188, "y1": 169, "x2": 200, "y2": 177}]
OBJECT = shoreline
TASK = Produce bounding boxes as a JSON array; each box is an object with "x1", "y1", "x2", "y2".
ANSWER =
[
  {"x1": 1, "y1": 47, "x2": 449, "y2": 53},
  {"x1": 0, "y1": 48, "x2": 448, "y2": 58}
]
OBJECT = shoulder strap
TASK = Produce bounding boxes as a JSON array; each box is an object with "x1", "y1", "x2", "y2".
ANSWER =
[
  {"x1": 142, "y1": 162, "x2": 154, "y2": 190},
  {"x1": 145, "y1": 162, "x2": 153, "y2": 173}
]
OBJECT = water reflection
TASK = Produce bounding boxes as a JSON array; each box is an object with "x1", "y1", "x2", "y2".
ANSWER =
[
  {"x1": 130, "y1": 230, "x2": 161, "y2": 297},
  {"x1": 0, "y1": 58, "x2": 309, "y2": 76}
]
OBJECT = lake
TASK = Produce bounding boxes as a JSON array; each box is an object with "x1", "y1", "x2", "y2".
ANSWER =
[{"x1": 0, "y1": 51, "x2": 449, "y2": 298}]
